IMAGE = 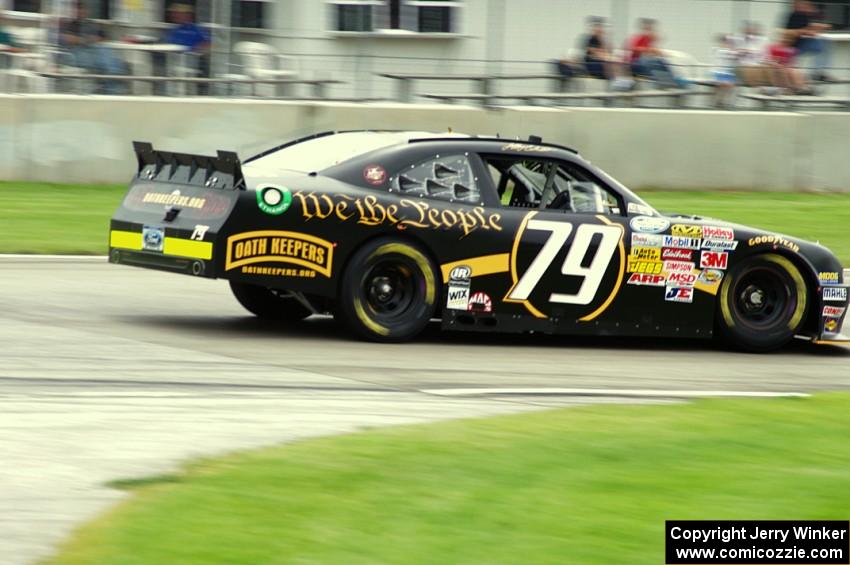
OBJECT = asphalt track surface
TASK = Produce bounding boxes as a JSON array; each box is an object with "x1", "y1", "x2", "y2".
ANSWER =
[{"x1": 2, "y1": 258, "x2": 849, "y2": 564}]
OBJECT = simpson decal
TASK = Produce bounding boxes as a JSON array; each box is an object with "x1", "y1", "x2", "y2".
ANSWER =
[
  {"x1": 663, "y1": 260, "x2": 694, "y2": 274},
  {"x1": 225, "y1": 231, "x2": 334, "y2": 277}
]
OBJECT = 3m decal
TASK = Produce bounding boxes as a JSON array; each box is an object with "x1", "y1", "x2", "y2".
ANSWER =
[
  {"x1": 632, "y1": 233, "x2": 664, "y2": 247},
  {"x1": 627, "y1": 259, "x2": 663, "y2": 275},
  {"x1": 506, "y1": 217, "x2": 622, "y2": 308},
  {"x1": 363, "y1": 164, "x2": 387, "y2": 185},
  {"x1": 702, "y1": 225, "x2": 734, "y2": 240},
  {"x1": 142, "y1": 226, "x2": 164, "y2": 252},
  {"x1": 663, "y1": 260, "x2": 694, "y2": 274},
  {"x1": 631, "y1": 246, "x2": 661, "y2": 261},
  {"x1": 701, "y1": 239, "x2": 738, "y2": 251},
  {"x1": 700, "y1": 250, "x2": 729, "y2": 270},
  {"x1": 663, "y1": 235, "x2": 701, "y2": 250},
  {"x1": 823, "y1": 306, "x2": 845, "y2": 317},
  {"x1": 627, "y1": 273, "x2": 666, "y2": 286},
  {"x1": 256, "y1": 185, "x2": 292, "y2": 216},
  {"x1": 225, "y1": 230, "x2": 334, "y2": 277},
  {"x1": 468, "y1": 291, "x2": 493, "y2": 312},
  {"x1": 662, "y1": 248, "x2": 692, "y2": 261},
  {"x1": 748, "y1": 235, "x2": 800, "y2": 253},
  {"x1": 819, "y1": 271, "x2": 841, "y2": 285},
  {"x1": 295, "y1": 192, "x2": 501, "y2": 238},
  {"x1": 630, "y1": 216, "x2": 670, "y2": 234},
  {"x1": 447, "y1": 286, "x2": 470, "y2": 310},
  {"x1": 665, "y1": 286, "x2": 694, "y2": 303},
  {"x1": 667, "y1": 272, "x2": 697, "y2": 287},
  {"x1": 671, "y1": 224, "x2": 701, "y2": 237},
  {"x1": 823, "y1": 287, "x2": 848, "y2": 302}
]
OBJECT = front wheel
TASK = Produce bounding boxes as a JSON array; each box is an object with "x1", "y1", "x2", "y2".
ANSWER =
[
  {"x1": 229, "y1": 281, "x2": 312, "y2": 321},
  {"x1": 716, "y1": 253, "x2": 809, "y2": 352},
  {"x1": 336, "y1": 238, "x2": 439, "y2": 342}
]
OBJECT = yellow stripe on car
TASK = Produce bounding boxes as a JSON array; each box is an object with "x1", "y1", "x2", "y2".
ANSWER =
[
  {"x1": 109, "y1": 230, "x2": 143, "y2": 250},
  {"x1": 163, "y1": 237, "x2": 213, "y2": 260},
  {"x1": 440, "y1": 253, "x2": 510, "y2": 282}
]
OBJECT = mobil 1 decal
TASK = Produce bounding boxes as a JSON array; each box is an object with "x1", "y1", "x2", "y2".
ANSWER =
[{"x1": 505, "y1": 212, "x2": 624, "y2": 320}]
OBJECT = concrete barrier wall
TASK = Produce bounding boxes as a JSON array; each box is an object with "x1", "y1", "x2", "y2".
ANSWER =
[{"x1": 1, "y1": 95, "x2": 848, "y2": 191}]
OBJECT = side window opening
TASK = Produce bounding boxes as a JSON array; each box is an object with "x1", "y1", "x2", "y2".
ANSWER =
[
  {"x1": 484, "y1": 156, "x2": 622, "y2": 215},
  {"x1": 393, "y1": 154, "x2": 480, "y2": 204}
]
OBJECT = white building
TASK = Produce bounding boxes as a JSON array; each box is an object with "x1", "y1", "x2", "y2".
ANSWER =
[{"x1": 7, "y1": 0, "x2": 850, "y2": 99}]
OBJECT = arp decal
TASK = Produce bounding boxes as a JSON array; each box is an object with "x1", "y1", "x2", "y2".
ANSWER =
[
  {"x1": 294, "y1": 192, "x2": 501, "y2": 238},
  {"x1": 225, "y1": 230, "x2": 334, "y2": 277},
  {"x1": 700, "y1": 251, "x2": 728, "y2": 270},
  {"x1": 627, "y1": 273, "x2": 666, "y2": 287},
  {"x1": 505, "y1": 213, "x2": 623, "y2": 319}
]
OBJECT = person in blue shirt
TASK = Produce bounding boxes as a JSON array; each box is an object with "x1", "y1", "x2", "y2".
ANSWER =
[{"x1": 160, "y1": 4, "x2": 210, "y2": 94}]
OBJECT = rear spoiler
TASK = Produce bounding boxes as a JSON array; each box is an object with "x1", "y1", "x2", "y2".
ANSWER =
[{"x1": 132, "y1": 141, "x2": 246, "y2": 190}]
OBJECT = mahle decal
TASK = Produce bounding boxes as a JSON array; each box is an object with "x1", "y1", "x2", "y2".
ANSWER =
[{"x1": 257, "y1": 185, "x2": 292, "y2": 216}]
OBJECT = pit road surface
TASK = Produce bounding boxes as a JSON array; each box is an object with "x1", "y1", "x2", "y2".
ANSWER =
[{"x1": 1, "y1": 258, "x2": 848, "y2": 564}]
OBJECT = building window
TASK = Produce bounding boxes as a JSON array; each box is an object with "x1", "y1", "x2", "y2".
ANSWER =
[
  {"x1": 232, "y1": 0, "x2": 268, "y2": 28},
  {"x1": 329, "y1": 0, "x2": 460, "y2": 34},
  {"x1": 89, "y1": 0, "x2": 112, "y2": 20},
  {"x1": 12, "y1": 0, "x2": 41, "y2": 11},
  {"x1": 813, "y1": 1, "x2": 850, "y2": 32}
]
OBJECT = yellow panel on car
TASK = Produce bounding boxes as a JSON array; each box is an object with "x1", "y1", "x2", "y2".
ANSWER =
[
  {"x1": 163, "y1": 237, "x2": 213, "y2": 260},
  {"x1": 110, "y1": 230, "x2": 143, "y2": 250}
]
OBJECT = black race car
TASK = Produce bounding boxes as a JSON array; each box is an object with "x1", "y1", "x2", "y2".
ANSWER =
[{"x1": 109, "y1": 131, "x2": 849, "y2": 351}]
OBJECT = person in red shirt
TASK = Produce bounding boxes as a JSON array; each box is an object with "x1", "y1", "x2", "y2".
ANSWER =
[
  {"x1": 766, "y1": 30, "x2": 809, "y2": 94},
  {"x1": 627, "y1": 18, "x2": 684, "y2": 88}
]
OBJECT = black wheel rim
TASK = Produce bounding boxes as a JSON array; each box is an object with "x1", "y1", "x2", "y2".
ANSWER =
[
  {"x1": 361, "y1": 257, "x2": 420, "y2": 323},
  {"x1": 731, "y1": 265, "x2": 794, "y2": 330}
]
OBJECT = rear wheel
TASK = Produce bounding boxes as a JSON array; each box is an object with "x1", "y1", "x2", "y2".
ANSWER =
[
  {"x1": 716, "y1": 253, "x2": 808, "y2": 352},
  {"x1": 337, "y1": 238, "x2": 438, "y2": 342},
  {"x1": 229, "y1": 281, "x2": 312, "y2": 321}
]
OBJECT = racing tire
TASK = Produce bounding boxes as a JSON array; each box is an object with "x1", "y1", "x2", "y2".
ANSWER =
[
  {"x1": 337, "y1": 238, "x2": 439, "y2": 342},
  {"x1": 229, "y1": 281, "x2": 312, "y2": 321},
  {"x1": 716, "y1": 253, "x2": 809, "y2": 352}
]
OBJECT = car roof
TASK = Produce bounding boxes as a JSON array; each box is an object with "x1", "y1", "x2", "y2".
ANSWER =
[{"x1": 243, "y1": 130, "x2": 578, "y2": 176}]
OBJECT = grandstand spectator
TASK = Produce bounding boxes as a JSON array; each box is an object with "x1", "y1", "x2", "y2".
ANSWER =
[
  {"x1": 766, "y1": 30, "x2": 810, "y2": 94},
  {"x1": 733, "y1": 21, "x2": 770, "y2": 87},
  {"x1": 711, "y1": 34, "x2": 737, "y2": 108},
  {"x1": 0, "y1": 15, "x2": 23, "y2": 53},
  {"x1": 783, "y1": 0, "x2": 832, "y2": 81},
  {"x1": 582, "y1": 16, "x2": 633, "y2": 91},
  {"x1": 162, "y1": 3, "x2": 210, "y2": 94},
  {"x1": 626, "y1": 18, "x2": 684, "y2": 89},
  {"x1": 59, "y1": 2, "x2": 128, "y2": 93}
]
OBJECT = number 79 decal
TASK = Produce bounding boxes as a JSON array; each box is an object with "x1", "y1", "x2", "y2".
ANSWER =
[{"x1": 505, "y1": 213, "x2": 624, "y2": 319}]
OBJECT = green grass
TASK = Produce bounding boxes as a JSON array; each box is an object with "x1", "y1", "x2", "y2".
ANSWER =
[
  {"x1": 640, "y1": 191, "x2": 850, "y2": 264},
  {"x1": 51, "y1": 394, "x2": 850, "y2": 565},
  {"x1": 0, "y1": 182, "x2": 125, "y2": 254},
  {"x1": 0, "y1": 183, "x2": 848, "y2": 263}
]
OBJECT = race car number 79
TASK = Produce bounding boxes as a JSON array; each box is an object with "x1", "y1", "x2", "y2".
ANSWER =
[{"x1": 508, "y1": 219, "x2": 621, "y2": 305}]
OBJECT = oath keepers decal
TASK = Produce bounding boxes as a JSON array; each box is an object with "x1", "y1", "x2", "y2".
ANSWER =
[{"x1": 225, "y1": 231, "x2": 334, "y2": 277}]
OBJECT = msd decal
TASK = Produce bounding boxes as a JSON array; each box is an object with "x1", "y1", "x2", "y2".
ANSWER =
[
  {"x1": 667, "y1": 272, "x2": 697, "y2": 287},
  {"x1": 700, "y1": 250, "x2": 728, "y2": 270},
  {"x1": 665, "y1": 286, "x2": 694, "y2": 303},
  {"x1": 627, "y1": 273, "x2": 666, "y2": 287}
]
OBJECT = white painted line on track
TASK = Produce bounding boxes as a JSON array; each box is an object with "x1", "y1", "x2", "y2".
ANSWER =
[
  {"x1": 0, "y1": 254, "x2": 106, "y2": 261},
  {"x1": 421, "y1": 388, "x2": 811, "y2": 399}
]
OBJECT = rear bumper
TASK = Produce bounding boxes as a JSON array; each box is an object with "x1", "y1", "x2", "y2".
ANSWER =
[{"x1": 109, "y1": 228, "x2": 215, "y2": 278}]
